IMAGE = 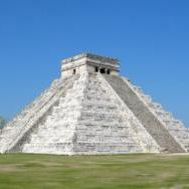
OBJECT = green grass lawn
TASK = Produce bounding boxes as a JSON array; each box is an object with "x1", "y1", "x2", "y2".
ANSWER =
[{"x1": 0, "y1": 154, "x2": 189, "y2": 189}]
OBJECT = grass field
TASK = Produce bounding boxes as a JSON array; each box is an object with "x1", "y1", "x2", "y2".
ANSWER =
[{"x1": 0, "y1": 154, "x2": 189, "y2": 189}]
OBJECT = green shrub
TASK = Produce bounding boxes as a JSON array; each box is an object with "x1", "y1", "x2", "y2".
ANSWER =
[{"x1": 0, "y1": 116, "x2": 6, "y2": 128}]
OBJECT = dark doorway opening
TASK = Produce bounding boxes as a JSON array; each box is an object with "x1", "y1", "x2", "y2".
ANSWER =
[
  {"x1": 107, "y1": 69, "x2": 111, "y2": 75},
  {"x1": 73, "y1": 69, "x2": 76, "y2": 75},
  {"x1": 100, "y1": 68, "x2": 105, "y2": 74},
  {"x1": 95, "y1": 67, "x2": 99, "y2": 72}
]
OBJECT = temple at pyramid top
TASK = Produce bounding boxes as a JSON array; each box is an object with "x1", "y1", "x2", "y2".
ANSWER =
[{"x1": 61, "y1": 53, "x2": 120, "y2": 77}]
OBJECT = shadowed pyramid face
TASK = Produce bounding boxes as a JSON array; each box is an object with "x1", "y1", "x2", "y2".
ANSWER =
[{"x1": 0, "y1": 53, "x2": 188, "y2": 155}]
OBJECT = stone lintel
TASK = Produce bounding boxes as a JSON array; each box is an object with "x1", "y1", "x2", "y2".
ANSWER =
[{"x1": 62, "y1": 53, "x2": 119, "y2": 65}]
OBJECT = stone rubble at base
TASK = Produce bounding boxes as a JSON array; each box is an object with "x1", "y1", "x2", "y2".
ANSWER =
[{"x1": 0, "y1": 53, "x2": 189, "y2": 154}]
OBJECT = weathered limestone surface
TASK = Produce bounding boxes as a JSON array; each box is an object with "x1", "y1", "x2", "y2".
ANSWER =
[
  {"x1": 0, "y1": 76, "x2": 77, "y2": 153},
  {"x1": 20, "y1": 74, "x2": 82, "y2": 154},
  {"x1": 0, "y1": 53, "x2": 188, "y2": 154}
]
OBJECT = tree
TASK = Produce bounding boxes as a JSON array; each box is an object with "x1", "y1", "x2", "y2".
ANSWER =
[{"x1": 0, "y1": 116, "x2": 6, "y2": 128}]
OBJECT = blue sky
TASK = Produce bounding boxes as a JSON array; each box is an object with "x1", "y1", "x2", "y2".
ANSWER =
[{"x1": 0, "y1": 0, "x2": 188, "y2": 126}]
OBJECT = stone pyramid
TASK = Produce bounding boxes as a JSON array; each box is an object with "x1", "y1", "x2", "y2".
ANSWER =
[{"x1": 1, "y1": 53, "x2": 189, "y2": 155}]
